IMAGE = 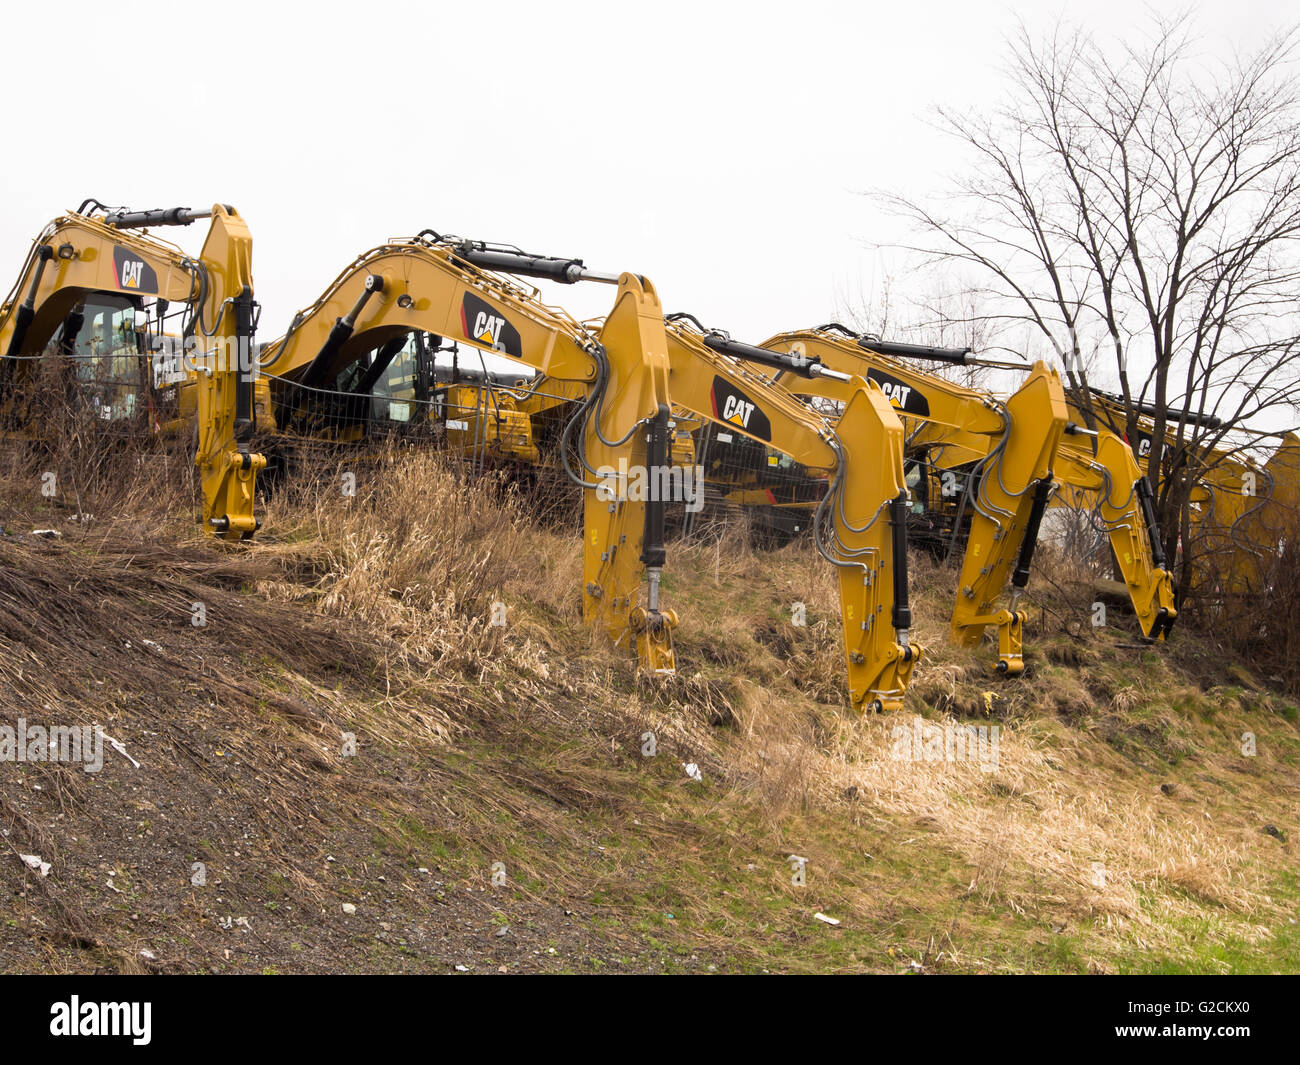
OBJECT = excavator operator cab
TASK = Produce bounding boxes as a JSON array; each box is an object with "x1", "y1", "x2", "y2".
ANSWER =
[
  {"x1": 370, "y1": 349, "x2": 419, "y2": 425},
  {"x1": 904, "y1": 460, "x2": 926, "y2": 512},
  {"x1": 53, "y1": 293, "x2": 152, "y2": 422}
]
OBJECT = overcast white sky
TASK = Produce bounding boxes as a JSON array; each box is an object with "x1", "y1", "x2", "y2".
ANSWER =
[{"x1": 1, "y1": 0, "x2": 1287, "y2": 354}]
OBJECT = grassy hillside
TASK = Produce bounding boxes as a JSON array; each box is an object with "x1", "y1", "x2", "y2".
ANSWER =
[{"x1": 1, "y1": 442, "x2": 1297, "y2": 974}]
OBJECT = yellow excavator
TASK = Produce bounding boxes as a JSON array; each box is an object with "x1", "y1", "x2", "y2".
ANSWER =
[
  {"x1": 657, "y1": 314, "x2": 921, "y2": 709},
  {"x1": 904, "y1": 382, "x2": 1182, "y2": 640},
  {"x1": 254, "y1": 233, "x2": 920, "y2": 710},
  {"x1": 742, "y1": 324, "x2": 1069, "y2": 674},
  {"x1": 1236, "y1": 431, "x2": 1300, "y2": 592},
  {"x1": 252, "y1": 232, "x2": 683, "y2": 672},
  {"x1": 1074, "y1": 386, "x2": 1293, "y2": 594},
  {"x1": 750, "y1": 328, "x2": 1180, "y2": 645},
  {"x1": 0, "y1": 201, "x2": 265, "y2": 539}
]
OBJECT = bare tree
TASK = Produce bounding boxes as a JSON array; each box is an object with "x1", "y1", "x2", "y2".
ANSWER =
[{"x1": 877, "y1": 11, "x2": 1300, "y2": 596}]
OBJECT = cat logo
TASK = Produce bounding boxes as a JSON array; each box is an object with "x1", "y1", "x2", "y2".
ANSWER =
[
  {"x1": 112, "y1": 246, "x2": 158, "y2": 294},
  {"x1": 867, "y1": 369, "x2": 930, "y2": 416},
  {"x1": 722, "y1": 393, "x2": 755, "y2": 428},
  {"x1": 878, "y1": 381, "x2": 911, "y2": 407},
  {"x1": 460, "y1": 292, "x2": 522, "y2": 358},
  {"x1": 473, "y1": 311, "x2": 505, "y2": 346},
  {"x1": 1137, "y1": 433, "x2": 1152, "y2": 459},
  {"x1": 709, "y1": 376, "x2": 772, "y2": 441}
]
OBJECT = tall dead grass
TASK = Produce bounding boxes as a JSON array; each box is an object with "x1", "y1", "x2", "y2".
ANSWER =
[{"x1": 0, "y1": 375, "x2": 197, "y2": 536}]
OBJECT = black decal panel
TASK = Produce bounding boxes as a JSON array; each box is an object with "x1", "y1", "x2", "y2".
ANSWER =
[
  {"x1": 709, "y1": 375, "x2": 772, "y2": 442},
  {"x1": 112, "y1": 246, "x2": 159, "y2": 294},
  {"x1": 459, "y1": 293, "x2": 523, "y2": 359},
  {"x1": 866, "y1": 369, "x2": 930, "y2": 417}
]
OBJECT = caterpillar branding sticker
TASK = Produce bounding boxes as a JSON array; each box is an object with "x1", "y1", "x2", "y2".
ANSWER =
[
  {"x1": 460, "y1": 293, "x2": 522, "y2": 358},
  {"x1": 867, "y1": 369, "x2": 930, "y2": 416},
  {"x1": 113, "y1": 246, "x2": 158, "y2": 293},
  {"x1": 709, "y1": 376, "x2": 772, "y2": 442}
]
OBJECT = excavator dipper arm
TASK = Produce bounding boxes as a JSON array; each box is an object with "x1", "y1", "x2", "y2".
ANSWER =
[
  {"x1": 1053, "y1": 422, "x2": 1178, "y2": 639},
  {"x1": 662, "y1": 317, "x2": 920, "y2": 710}
]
